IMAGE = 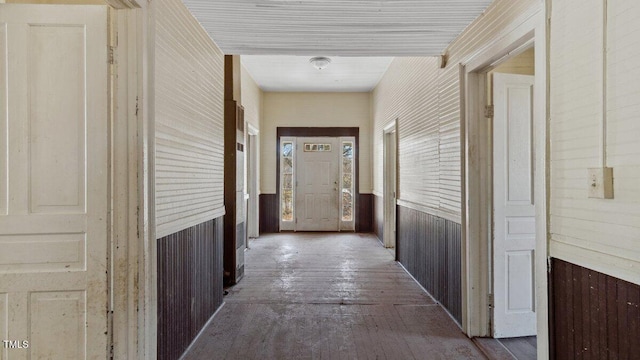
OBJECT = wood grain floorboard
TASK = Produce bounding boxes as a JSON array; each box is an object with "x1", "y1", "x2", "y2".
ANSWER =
[
  {"x1": 499, "y1": 337, "x2": 536, "y2": 360},
  {"x1": 183, "y1": 233, "x2": 485, "y2": 360}
]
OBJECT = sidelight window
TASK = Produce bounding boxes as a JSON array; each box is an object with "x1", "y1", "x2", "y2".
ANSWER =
[
  {"x1": 281, "y1": 140, "x2": 294, "y2": 222},
  {"x1": 341, "y1": 141, "x2": 354, "y2": 222}
]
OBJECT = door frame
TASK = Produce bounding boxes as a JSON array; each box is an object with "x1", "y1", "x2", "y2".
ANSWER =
[
  {"x1": 6, "y1": 1, "x2": 150, "y2": 358},
  {"x1": 383, "y1": 120, "x2": 398, "y2": 249},
  {"x1": 109, "y1": 3, "x2": 157, "y2": 359},
  {"x1": 247, "y1": 124, "x2": 260, "y2": 239},
  {"x1": 293, "y1": 136, "x2": 350, "y2": 232},
  {"x1": 276, "y1": 127, "x2": 361, "y2": 231},
  {"x1": 460, "y1": 4, "x2": 549, "y2": 354}
]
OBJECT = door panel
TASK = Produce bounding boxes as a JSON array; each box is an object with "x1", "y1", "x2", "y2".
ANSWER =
[
  {"x1": 492, "y1": 73, "x2": 536, "y2": 338},
  {"x1": 295, "y1": 137, "x2": 339, "y2": 231},
  {"x1": 0, "y1": 5, "x2": 108, "y2": 359}
]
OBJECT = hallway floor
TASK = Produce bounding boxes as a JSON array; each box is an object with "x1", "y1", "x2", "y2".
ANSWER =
[{"x1": 182, "y1": 233, "x2": 486, "y2": 359}]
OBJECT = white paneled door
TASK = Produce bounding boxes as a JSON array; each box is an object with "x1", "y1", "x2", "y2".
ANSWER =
[
  {"x1": 492, "y1": 73, "x2": 536, "y2": 338},
  {"x1": 295, "y1": 137, "x2": 340, "y2": 231},
  {"x1": 0, "y1": 5, "x2": 109, "y2": 359}
]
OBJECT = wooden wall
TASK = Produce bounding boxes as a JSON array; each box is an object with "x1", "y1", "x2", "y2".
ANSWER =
[
  {"x1": 374, "y1": 194, "x2": 384, "y2": 243},
  {"x1": 549, "y1": 0, "x2": 640, "y2": 286},
  {"x1": 155, "y1": 0, "x2": 225, "y2": 238},
  {"x1": 396, "y1": 205, "x2": 462, "y2": 324},
  {"x1": 259, "y1": 193, "x2": 373, "y2": 233},
  {"x1": 356, "y1": 193, "x2": 373, "y2": 233},
  {"x1": 259, "y1": 194, "x2": 279, "y2": 234},
  {"x1": 157, "y1": 218, "x2": 224, "y2": 360},
  {"x1": 550, "y1": 258, "x2": 640, "y2": 359},
  {"x1": 372, "y1": 0, "x2": 540, "y2": 219}
]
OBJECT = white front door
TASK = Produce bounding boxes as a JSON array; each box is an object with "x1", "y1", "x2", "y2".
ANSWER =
[
  {"x1": 295, "y1": 137, "x2": 340, "y2": 231},
  {"x1": 492, "y1": 73, "x2": 536, "y2": 338},
  {"x1": 0, "y1": 5, "x2": 109, "y2": 358}
]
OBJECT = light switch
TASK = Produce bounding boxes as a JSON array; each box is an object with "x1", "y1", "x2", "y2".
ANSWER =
[{"x1": 588, "y1": 167, "x2": 614, "y2": 199}]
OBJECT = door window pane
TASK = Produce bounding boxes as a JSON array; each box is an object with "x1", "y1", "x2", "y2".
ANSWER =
[
  {"x1": 281, "y1": 141, "x2": 294, "y2": 221},
  {"x1": 341, "y1": 142, "x2": 354, "y2": 221}
]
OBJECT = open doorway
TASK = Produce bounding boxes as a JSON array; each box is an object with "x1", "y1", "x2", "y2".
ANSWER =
[
  {"x1": 488, "y1": 48, "x2": 538, "y2": 358},
  {"x1": 383, "y1": 120, "x2": 397, "y2": 249},
  {"x1": 461, "y1": 13, "x2": 548, "y2": 356}
]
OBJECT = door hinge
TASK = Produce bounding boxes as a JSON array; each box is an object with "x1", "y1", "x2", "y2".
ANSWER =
[
  {"x1": 488, "y1": 293, "x2": 494, "y2": 308},
  {"x1": 108, "y1": 46, "x2": 116, "y2": 65},
  {"x1": 484, "y1": 105, "x2": 494, "y2": 118}
]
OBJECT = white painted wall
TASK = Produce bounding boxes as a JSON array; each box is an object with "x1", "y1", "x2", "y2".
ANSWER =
[
  {"x1": 488, "y1": 48, "x2": 535, "y2": 103},
  {"x1": 492, "y1": 48, "x2": 535, "y2": 76},
  {"x1": 155, "y1": 0, "x2": 225, "y2": 238},
  {"x1": 241, "y1": 65, "x2": 262, "y2": 131},
  {"x1": 372, "y1": 0, "x2": 540, "y2": 221},
  {"x1": 261, "y1": 92, "x2": 372, "y2": 194},
  {"x1": 550, "y1": 0, "x2": 640, "y2": 284}
]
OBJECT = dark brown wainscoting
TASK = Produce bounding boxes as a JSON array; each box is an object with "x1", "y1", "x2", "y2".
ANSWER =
[
  {"x1": 396, "y1": 206, "x2": 462, "y2": 324},
  {"x1": 259, "y1": 193, "x2": 279, "y2": 234},
  {"x1": 259, "y1": 193, "x2": 373, "y2": 233},
  {"x1": 356, "y1": 193, "x2": 373, "y2": 232},
  {"x1": 157, "y1": 217, "x2": 224, "y2": 360},
  {"x1": 550, "y1": 258, "x2": 640, "y2": 360},
  {"x1": 373, "y1": 195, "x2": 384, "y2": 242}
]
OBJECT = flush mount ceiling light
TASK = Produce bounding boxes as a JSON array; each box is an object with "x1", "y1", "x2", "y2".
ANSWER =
[{"x1": 309, "y1": 56, "x2": 331, "y2": 70}]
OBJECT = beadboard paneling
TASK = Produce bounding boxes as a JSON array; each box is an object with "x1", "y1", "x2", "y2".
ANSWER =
[
  {"x1": 258, "y1": 193, "x2": 373, "y2": 233},
  {"x1": 372, "y1": 0, "x2": 540, "y2": 218},
  {"x1": 549, "y1": 0, "x2": 640, "y2": 284},
  {"x1": 259, "y1": 194, "x2": 279, "y2": 234},
  {"x1": 182, "y1": 0, "x2": 493, "y2": 56},
  {"x1": 155, "y1": 0, "x2": 225, "y2": 238},
  {"x1": 157, "y1": 217, "x2": 224, "y2": 360},
  {"x1": 397, "y1": 205, "x2": 462, "y2": 324},
  {"x1": 356, "y1": 193, "x2": 373, "y2": 233},
  {"x1": 550, "y1": 258, "x2": 640, "y2": 359},
  {"x1": 374, "y1": 195, "x2": 384, "y2": 243}
]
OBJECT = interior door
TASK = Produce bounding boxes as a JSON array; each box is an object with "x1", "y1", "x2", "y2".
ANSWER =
[
  {"x1": 0, "y1": 5, "x2": 109, "y2": 358},
  {"x1": 295, "y1": 137, "x2": 339, "y2": 231},
  {"x1": 492, "y1": 73, "x2": 536, "y2": 338}
]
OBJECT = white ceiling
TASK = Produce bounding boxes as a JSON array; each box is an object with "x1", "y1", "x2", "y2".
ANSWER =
[
  {"x1": 241, "y1": 56, "x2": 394, "y2": 92},
  {"x1": 182, "y1": 0, "x2": 494, "y2": 91}
]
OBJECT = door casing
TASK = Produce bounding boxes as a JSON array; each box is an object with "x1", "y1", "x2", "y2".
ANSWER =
[
  {"x1": 383, "y1": 120, "x2": 398, "y2": 249},
  {"x1": 460, "y1": 5, "x2": 549, "y2": 355},
  {"x1": 276, "y1": 127, "x2": 360, "y2": 232}
]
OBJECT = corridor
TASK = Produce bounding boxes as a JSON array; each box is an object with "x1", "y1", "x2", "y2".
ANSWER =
[{"x1": 183, "y1": 233, "x2": 485, "y2": 359}]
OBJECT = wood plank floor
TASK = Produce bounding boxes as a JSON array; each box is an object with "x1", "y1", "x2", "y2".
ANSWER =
[
  {"x1": 499, "y1": 337, "x2": 537, "y2": 360},
  {"x1": 473, "y1": 337, "x2": 537, "y2": 360},
  {"x1": 183, "y1": 233, "x2": 486, "y2": 360}
]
